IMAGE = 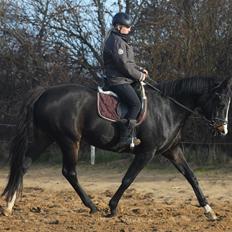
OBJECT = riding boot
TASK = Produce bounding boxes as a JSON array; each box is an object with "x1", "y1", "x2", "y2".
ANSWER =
[{"x1": 117, "y1": 119, "x2": 141, "y2": 148}]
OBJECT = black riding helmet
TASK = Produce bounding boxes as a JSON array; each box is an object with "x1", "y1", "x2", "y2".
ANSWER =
[{"x1": 112, "y1": 12, "x2": 132, "y2": 27}]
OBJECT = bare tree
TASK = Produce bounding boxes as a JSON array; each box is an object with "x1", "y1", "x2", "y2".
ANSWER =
[{"x1": 134, "y1": 0, "x2": 232, "y2": 80}]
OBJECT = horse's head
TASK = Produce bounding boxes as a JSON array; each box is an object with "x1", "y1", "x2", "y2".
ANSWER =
[{"x1": 198, "y1": 77, "x2": 232, "y2": 136}]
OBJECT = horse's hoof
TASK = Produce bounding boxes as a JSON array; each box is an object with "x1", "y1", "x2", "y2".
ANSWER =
[
  {"x1": 108, "y1": 209, "x2": 116, "y2": 217},
  {"x1": 90, "y1": 207, "x2": 98, "y2": 214},
  {"x1": 0, "y1": 207, "x2": 12, "y2": 217},
  {"x1": 204, "y1": 204, "x2": 217, "y2": 221},
  {"x1": 204, "y1": 211, "x2": 217, "y2": 221},
  {"x1": 106, "y1": 212, "x2": 116, "y2": 218}
]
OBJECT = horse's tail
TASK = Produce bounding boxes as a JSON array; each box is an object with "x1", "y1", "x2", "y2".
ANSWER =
[{"x1": 2, "y1": 86, "x2": 45, "y2": 201}]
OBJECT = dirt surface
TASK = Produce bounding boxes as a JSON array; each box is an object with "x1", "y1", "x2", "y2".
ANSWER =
[{"x1": 0, "y1": 163, "x2": 231, "y2": 232}]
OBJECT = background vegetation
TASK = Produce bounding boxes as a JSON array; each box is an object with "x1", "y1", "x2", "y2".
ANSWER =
[{"x1": 0, "y1": 0, "x2": 231, "y2": 165}]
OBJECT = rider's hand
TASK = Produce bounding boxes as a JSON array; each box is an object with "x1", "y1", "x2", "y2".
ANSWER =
[
  {"x1": 142, "y1": 69, "x2": 148, "y2": 75},
  {"x1": 140, "y1": 72, "x2": 147, "y2": 82}
]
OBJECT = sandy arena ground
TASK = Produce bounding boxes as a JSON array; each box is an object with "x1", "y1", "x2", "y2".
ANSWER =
[{"x1": 0, "y1": 163, "x2": 231, "y2": 232}]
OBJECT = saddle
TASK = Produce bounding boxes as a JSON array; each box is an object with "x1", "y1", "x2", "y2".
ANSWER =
[{"x1": 97, "y1": 82, "x2": 147, "y2": 125}]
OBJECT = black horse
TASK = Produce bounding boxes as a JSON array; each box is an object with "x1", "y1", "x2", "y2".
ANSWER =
[{"x1": 1, "y1": 76, "x2": 232, "y2": 220}]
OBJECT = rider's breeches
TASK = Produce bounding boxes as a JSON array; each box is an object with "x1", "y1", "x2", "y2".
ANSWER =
[{"x1": 110, "y1": 83, "x2": 141, "y2": 120}]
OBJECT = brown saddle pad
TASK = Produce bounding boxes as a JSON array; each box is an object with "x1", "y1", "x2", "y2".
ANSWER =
[
  {"x1": 97, "y1": 90, "x2": 120, "y2": 122},
  {"x1": 97, "y1": 87, "x2": 147, "y2": 125}
]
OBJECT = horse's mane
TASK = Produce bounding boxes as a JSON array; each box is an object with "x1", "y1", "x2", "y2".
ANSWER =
[{"x1": 155, "y1": 76, "x2": 217, "y2": 97}]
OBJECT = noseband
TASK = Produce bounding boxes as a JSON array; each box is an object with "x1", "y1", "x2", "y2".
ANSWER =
[{"x1": 211, "y1": 117, "x2": 228, "y2": 126}]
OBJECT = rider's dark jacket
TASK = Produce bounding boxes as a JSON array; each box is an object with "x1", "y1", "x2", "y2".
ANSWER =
[{"x1": 103, "y1": 29, "x2": 144, "y2": 86}]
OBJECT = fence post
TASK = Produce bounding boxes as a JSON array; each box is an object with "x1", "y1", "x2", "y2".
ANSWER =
[{"x1": 90, "y1": 146, "x2": 95, "y2": 165}]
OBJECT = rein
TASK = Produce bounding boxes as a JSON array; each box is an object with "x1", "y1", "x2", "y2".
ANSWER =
[{"x1": 144, "y1": 78, "x2": 216, "y2": 127}]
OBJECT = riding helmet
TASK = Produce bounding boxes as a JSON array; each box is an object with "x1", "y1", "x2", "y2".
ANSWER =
[{"x1": 112, "y1": 12, "x2": 132, "y2": 27}]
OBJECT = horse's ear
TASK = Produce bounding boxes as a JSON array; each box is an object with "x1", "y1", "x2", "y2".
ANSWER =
[
  {"x1": 227, "y1": 77, "x2": 232, "y2": 87},
  {"x1": 222, "y1": 77, "x2": 232, "y2": 88},
  {"x1": 213, "y1": 78, "x2": 224, "y2": 90},
  {"x1": 214, "y1": 77, "x2": 232, "y2": 90},
  {"x1": 226, "y1": 77, "x2": 232, "y2": 94}
]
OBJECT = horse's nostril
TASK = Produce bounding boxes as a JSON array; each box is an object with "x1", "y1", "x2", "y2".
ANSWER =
[
  {"x1": 215, "y1": 124, "x2": 227, "y2": 135},
  {"x1": 217, "y1": 125, "x2": 224, "y2": 131},
  {"x1": 214, "y1": 124, "x2": 223, "y2": 131}
]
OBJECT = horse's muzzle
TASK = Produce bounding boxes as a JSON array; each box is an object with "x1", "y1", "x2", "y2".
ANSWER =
[{"x1": 213, "y1": 123, "x2": 228, "y2": 136}]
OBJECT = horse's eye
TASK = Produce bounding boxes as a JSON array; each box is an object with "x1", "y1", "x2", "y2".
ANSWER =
[{"x1": 215, "y1": 93, "x2": 222, "y2": 100}]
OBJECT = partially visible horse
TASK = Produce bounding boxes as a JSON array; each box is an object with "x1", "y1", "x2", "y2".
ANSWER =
[{"x1": 1, "y1": 76, "x2": 232, "y2": 220}]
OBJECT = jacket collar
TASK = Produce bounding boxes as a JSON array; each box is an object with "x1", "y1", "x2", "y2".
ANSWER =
[{"x1": 111, "y1": 28, "x2": 130, "y2": 43}]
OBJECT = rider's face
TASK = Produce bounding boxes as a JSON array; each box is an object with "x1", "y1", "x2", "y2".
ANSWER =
[{"x1": 117, "y1": 25, "x2": 131, "y2": 34}]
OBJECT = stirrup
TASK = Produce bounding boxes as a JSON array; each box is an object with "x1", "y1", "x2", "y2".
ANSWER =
[{"x1": 130, "y1": 137, "x2": 141, "y2": 149}]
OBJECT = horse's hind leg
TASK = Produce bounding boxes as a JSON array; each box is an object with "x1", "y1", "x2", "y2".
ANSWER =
[
  {"x1": 163, "y1": 145, "x2": 217, "y2": 220},
  {"x1": 23, "y1": 130, "x2": 53, "y2": 171},
  {"x1": 58, "y1": 138, "x2": 97, "y2": 214},
  {"x1": 2, "y1": 130, "x2": 53, "y2": 216}
]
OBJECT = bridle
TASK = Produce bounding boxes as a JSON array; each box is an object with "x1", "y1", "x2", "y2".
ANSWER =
[
  {"x1": 212, "y1": 117, "x2": 228, "y2": 125},
  {"x1": 144, "y1": 78, "x2": 228, "y2": 129}
]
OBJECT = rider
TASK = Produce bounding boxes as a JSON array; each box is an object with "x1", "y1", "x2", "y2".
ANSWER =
[{"x1": 103, "y1": 12, "x2": 148, "y2": 147}]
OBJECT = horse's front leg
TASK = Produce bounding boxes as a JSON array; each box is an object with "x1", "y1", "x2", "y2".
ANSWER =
[
  {"x1": 163, "y1": 145, "x2": 217, "y2": 221},
  {"x1": 109, "y1": 151, "x2": 154, "y2": 216}
]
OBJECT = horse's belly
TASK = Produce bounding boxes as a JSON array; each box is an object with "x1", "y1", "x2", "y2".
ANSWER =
[{"x1": 82, "y1": 122, "x2": 117, "y2": 149}]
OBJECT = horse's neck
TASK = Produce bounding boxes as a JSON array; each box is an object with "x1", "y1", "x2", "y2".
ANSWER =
[
  {"x1": 172, "y1": 94, "x2": 197, "y2": 111},
  {"x1": 155, "y1": 76, "x2": 214, "y2": 111},
  {"x1": 149, "y1": 91, "x2": 197, "y2": 113},
  {"x1": 145, "y1": 94, "x2": 191, "y2": 152},
  {"x1": 148, "y1": 94, "x2": 189, "y2": 123}
]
